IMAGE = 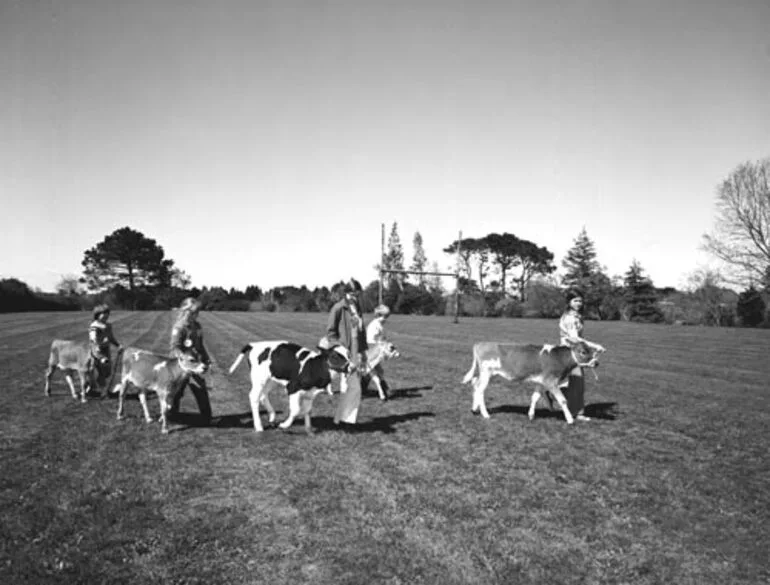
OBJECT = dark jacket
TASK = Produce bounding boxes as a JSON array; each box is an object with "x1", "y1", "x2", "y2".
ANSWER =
[
  {"x1": 170, "y1": 319, "x2": 211, "y2": 364},
  {"x1": 326, "y1": 298, "x2": 368, "y2": 358}
]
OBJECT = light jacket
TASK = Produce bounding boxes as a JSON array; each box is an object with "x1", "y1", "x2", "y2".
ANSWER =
[{"x1": 89, "y1": 320, "x2": 119, "y2": 359}]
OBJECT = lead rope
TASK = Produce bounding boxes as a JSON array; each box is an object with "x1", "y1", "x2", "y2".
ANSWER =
[{"x1": 571, "y1": 351, "x2": 600, "y2": 381}]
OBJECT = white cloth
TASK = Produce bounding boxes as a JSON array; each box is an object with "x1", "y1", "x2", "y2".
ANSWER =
[
  {"x1": 366, "y1": 318, "x2": 387, "y2": 345},
  {"x1": 334, "y1": 372, "x2": 362, "y2": 424}
]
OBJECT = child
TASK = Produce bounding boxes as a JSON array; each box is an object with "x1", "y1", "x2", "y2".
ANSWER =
[
  {"x1": 365, "y1": 304, "x2": 394, "y2": 400},
  {"x1": 89, "y1": 304, "x2": 122, "y2": 394}
]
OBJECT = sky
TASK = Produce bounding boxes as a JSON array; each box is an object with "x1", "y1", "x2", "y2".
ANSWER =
[{"x1": 2, "y1": 0, "x2": 769, "y2": 294}]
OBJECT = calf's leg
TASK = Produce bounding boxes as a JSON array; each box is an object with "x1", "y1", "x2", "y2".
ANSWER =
[
  {"x1": 158, "y1": 396, "x2": 170, "y2": 434},
  {"x1": 248, "y1": 377, "x2": 269, "y2": 432},
  {"x1": 260, "y1": 393, "x2": 276, "y2": 425},
  {"x1": 64, "y1": 373, "x2": 78, "y2": 400},
  {"x1": 471, "y1": 370, "x2": 491, "y2": 418},
  {"x1": 138, "y1": 391, "x2": 153, "y2": 423},
  {"x1": 530, "y1": 386, "x2": 574, "y2": 424},
  {"x1": 279, "y1": 392, "x2": 301, "y2": 430},
  {"x1": 372, "y1": 364, "x2": 388, "y2": 400},
  {"x1": 116, "y1": 381, "x2": 127, "y2": 420},
  {"x1": 76, "y1": 371, "x2": 88, "y2": 403},
  {"x1": 44, "y1": 365, "x2": 56, "y2": 396},
  {"x1": 300, "y1": 390, "x2": 323, "y2": 434}
]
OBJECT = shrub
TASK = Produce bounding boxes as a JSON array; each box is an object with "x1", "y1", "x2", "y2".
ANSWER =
[
  {"x1": 494, "y1": 297, "x2": 523, "y2": 318},
  {"x1": 736, "y1": 287, "x2": 766, "y2": 327}
]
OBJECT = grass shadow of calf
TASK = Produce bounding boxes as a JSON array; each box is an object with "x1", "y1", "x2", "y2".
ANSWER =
[
  {"x1": 364, "y1": 385, "x2": 433, "y2": 401},
  {"x1": 488, "y1": 401, "x2": 620, "y2": 421},
  {"x1": 307, "y1": 411, "x2": 436, "y2": 435},
  {"x1": 213, "y1": 411, "x2": 259, "y2": 429}
]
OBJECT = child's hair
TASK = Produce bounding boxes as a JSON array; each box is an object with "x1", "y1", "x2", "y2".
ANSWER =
[
  {"x1": 174, "y1": 297, "x2": 202, "y2": 330},
  {"x1": 374, "y1": 304, "x2": 391, "y2": 318}
]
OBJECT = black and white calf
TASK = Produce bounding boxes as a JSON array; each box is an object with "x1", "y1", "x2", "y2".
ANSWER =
[{"x1": 228, "y1": 341, "x2": 354, "y2": 434}]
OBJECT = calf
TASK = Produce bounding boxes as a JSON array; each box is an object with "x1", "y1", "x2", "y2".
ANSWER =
[
  {"x1": 362, "y1": 341, "x2": 400, "y2": 400},
  {"x1": 462, "y1": 341, "x2": 604, "y2": 424},
  {"x1": 114, "y1": 347, "x2": 209, "y2": 434},
  {"x1": 45, "y1": 339, "x2": 95, "y2": 402},
  {"x1": 228, "y1": 341, "x2": 354, "y2": 434}
]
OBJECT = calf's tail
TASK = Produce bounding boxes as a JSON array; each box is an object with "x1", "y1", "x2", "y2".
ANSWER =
[
  {"x1": 461, "y1": 348, "x2": 478, "y2": 385},
  {"x1": 228, "y1": 344, "x2": 252, "y2": 375}
]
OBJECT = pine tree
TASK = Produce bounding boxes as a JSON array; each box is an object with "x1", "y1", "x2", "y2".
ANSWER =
[
  {"x1": 560, "y1": 228, "x2": 613, "y2": 318},
  {"x1": 736, "y1": 286, "x2": 766, "y2": 327},
  {"x1": 411, "y1": 231, "x2": 428, "y2": 288},
  {"x1": 561, "y1": 227, "x2": 601, "y2": 288},
  {"x1": 622, "y1": 260, "x2": 663, "y2": 322},
  {"x1": 383, "y1": 222, "x2": 405, "y2": 289}
]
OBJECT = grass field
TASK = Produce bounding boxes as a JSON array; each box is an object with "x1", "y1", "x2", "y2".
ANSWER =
[{"x1": 1, "y1": 311, "x2": 769, "y2": 585}]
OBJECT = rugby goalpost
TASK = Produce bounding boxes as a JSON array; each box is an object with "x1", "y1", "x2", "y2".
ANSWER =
[{"x1": 378, "y1": 223, "x2": 462, "y2": 324}]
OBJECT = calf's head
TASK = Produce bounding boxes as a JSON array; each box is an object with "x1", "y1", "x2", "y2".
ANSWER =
[
  {"x1": 323, "y1": 345, "x2": 354, "y2": 375},
  {"x1": 178, "y1": 355, "x2": 209, "y2": 375},
  {"x1": 571, "y1": 341, "x2": 604, "y2": 368},
  {"x1": 382, "y1": 342, "x2": 400, "y2": 359}
]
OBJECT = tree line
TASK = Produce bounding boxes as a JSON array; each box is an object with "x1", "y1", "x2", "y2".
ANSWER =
[{"x1": 3, "y1": 157, "x2": 768, "y2": 326}]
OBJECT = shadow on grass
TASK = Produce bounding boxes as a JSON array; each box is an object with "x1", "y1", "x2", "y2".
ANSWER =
[
  {"x1": 310, "y1": 411, "x2": 436, "y2": 434},
  {"x1": 363, "y1": 385, "x2": 433, "y2": 401},
  {"x1": 178, "y1": 408, "x2": 438, "y2": 434},
  {"x1": 213, "y1": 411, "x2": 258, "y2": 429},
  {"x1": 488, "y1": 401, "x2": 620, "y2": 421},
  {"x1": 584, "y1": 402, "x2": 620, "y2": 420}
]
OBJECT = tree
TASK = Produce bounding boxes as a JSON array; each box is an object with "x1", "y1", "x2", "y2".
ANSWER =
[
  {"x1": 443, "y1": 237, "x2": 474, "y2": 281},
  {"x1": 244, "y1": 285, "x2": 263, "y2": 301},
  {"x1": 736, "y1": 286, "x2": 766, "y2": 327},
  {"x1": 426, "y1": 261, "x2": 445, "y2": 294},
  {"x1": 522, "y1": 277, "x2": 564, "y2": 318},
  {"x1": 685, "y1": 269, "x2": 735, "y2": 327},
  {"x1": 509, "y1": 239, "x2": 556, "y2": 301},
  {"x1": 702, "y1": 158, "x2": 770, "y2": 287},
  {"x1": 466, "y1": 238, "x2": 492, "y2": 297},
  {"x1": 561, "y1": 227, "x2": 601, "y2": 287},
  {"x1": 622, "y1": 260, "x2": 663, "y2": 322},
  {"x1": 561, "y1": 228, "x2": 613, "y2": 319},
  {"x1": 169, "y1": 267, "x2": 192, "y2": 290},
  {"x1": 410, "y1": 231, "x2": 428, "y2": 288},
  {"x1": 486, "y1": 233, "x2": 521, "y2": 295},
  {"x1": 81, "y1": 227, "x2": 180, "y2": 309},
  {"x1": 56, "y1": 274, "x2": 83, "y2": 297},
  {"x1": 383, "y1": 222, "x2": 405, "y2": 289}
]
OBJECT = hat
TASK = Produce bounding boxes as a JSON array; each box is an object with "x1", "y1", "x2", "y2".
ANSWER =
[
  {"x1": 93, "y1": 304, "x2": 110, "y2": 318},
  {"x1": 374, "y1": 304, "x2": 391, "y2": 317},
  {"x1": 565, "y1": 289, "x2": 584, "y2": 302},
  {"x1": 178, "y1": 297, "x2": 202, "y2": 312},
  {"x1": 343, "y1": 278, "x2": 363, "y2": 294}
]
